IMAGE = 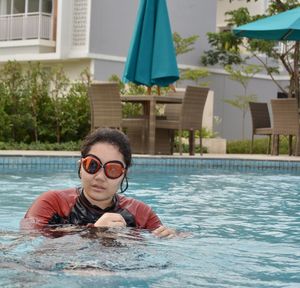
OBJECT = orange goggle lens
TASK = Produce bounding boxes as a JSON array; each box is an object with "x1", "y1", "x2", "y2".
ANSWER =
[{"x1": 82, "y1": 155, "x2": 125, "y2": 179}]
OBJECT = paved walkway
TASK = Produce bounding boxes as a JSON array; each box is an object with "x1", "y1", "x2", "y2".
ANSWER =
[{"x1": 0, "y1": 150, "x2": 300, "y2": 162}]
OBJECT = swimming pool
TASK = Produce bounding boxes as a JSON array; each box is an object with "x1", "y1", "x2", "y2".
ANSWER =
[{"x1": 1, "y1": 157, "x2": 300, "y2": 287}]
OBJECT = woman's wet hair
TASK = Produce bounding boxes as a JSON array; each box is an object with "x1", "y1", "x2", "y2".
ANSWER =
[{"x1": 81, "y1": 128, "x2": 132, "y2": 168}]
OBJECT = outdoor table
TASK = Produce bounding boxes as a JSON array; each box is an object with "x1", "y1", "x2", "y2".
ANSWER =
[{"x1": 121, "y1": 94, "x2": 183, "y2": 155}]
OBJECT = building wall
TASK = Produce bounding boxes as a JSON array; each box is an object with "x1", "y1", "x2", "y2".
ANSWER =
[
  {"x1": 168, "y1": 0, "x2": 217, "y2": 66},
  {"x1": 89, "y1": 0, "x2": 138, "y2": 57},
  {"x1": 56, "y1": 0, "x2": 73, "y2": 58},
  {"x1": 92, "y1": 58, "x2": 125, "y2": 81},
  {"x1": 0, "y1": 42, "x2": 55, "y2": 55},
  {"x1": 89, "y1": 0, "x2": 217, "y2": 65},
  {"x1": 209, "y1": 72, "x2": 289, "y2": 140},
  {"x1": 57, "y1": 60, "x2": 91, "y2": 80}
]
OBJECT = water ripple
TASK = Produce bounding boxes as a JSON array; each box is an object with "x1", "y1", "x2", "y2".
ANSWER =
[{"x1": 1, "y1": 168, "x2": 300, "y2": 287}]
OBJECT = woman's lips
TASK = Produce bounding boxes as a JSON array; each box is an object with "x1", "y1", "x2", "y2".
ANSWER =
[{"x1": 91, "y1": 185, "x2": 106, "y2": 192}]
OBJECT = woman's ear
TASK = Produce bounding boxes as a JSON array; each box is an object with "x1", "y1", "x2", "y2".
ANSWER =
[{"x1": 120, "y1": 175, "x2": 128, "y2": 193}]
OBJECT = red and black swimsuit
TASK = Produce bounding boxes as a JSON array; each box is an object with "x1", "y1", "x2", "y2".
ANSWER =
[{"x1": 21, "y1": 187, "x2": 162, "y2": 230}]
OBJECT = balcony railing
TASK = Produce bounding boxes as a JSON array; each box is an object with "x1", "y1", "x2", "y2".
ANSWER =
[{"x1": 0, "y1": 12, "x2": 53, "y2": 41}]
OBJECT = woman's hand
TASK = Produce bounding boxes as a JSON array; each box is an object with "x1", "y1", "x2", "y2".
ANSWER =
[
  {"x1": 152, "y1": 225, "x2": 176, "y2": 238},
  {"x1": 94, "y1": 213, "x2": 126, "y2": 228}
]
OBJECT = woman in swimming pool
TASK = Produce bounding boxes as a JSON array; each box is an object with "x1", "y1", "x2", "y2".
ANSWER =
[{"x1": 21, "y1": 128, "x2": 175, "y2": 238}]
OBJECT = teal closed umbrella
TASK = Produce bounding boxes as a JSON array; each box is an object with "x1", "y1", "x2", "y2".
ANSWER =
[{"x1": 123, "y1": 0, "x2": 179, "y2": 90}]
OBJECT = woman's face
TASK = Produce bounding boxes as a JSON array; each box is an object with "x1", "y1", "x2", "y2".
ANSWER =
[{"x1": 80, "y1": 142, "x2": 126, "y2": 209}]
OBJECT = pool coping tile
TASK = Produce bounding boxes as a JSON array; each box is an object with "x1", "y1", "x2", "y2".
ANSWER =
[{"x1": 1, "y1": 150, "x2": 300, "y2": 171}]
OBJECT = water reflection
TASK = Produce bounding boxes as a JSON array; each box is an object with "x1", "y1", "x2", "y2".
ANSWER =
[{"x1": 0, "y1": 228, "x2": 173, "y2": 273}]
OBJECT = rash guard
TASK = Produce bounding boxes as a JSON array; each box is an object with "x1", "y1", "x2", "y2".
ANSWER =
[{"x1": 21, "y1": 187, "x2": 162, "y2": 231}]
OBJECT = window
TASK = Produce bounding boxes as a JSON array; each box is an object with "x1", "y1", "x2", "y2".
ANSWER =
[
  {"x1": 42, "y1": 0, "x2": 52, "y2": 13},
  {"x1": 13, "y1": 0, "x2": 25, "y2": 13},
  {"x1": 0, "y1": 0, "x2": 12, "y2": 15},
  {"x1": 28, "y1": 0, "x2": 39, "y2": 12},
  {"x1": 0, "y1": 0, "x2": 52, "y2": 15}
]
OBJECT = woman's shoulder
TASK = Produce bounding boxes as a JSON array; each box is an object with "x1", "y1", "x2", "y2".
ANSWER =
[
  {"x1": 117, "y1": 194, "x2": 152, "y2": 210},
  {"x1": 55, "y1": 187, "x2": 79, "y2": 196},
  {"x1": 117, "y1": 194, "x2": 161, "y2": 229},
  {"x1": 35, "y1": 187, "x2": 79, "y2": 208},
  {"x1": 21, "y1": 187, "x2": 80, "y2": 229}
]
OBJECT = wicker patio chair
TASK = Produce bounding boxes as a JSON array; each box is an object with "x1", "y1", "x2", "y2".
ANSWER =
[
  {"x1": 271, "y1": 98, "x2": 300, "y2": 156},
  {"x1": 156, "y1": 86, "x2": 209, "y2": 155},
  {"x1": 154, "y1": 91, "x2": 184, "y2": 155},
  {"x1": 249, "y1": 102, "x2": 273, "y2": 154},
  {"x1": 88, "y1": 82, "x2": 146, "y2": 152}
]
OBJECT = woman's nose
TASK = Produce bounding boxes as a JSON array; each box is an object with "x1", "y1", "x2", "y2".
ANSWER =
[{"x1": 94, "y1": 167, "x2": 106, "y2": 180}]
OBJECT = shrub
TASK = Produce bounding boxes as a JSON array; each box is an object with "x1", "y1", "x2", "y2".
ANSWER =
[
  {"x1": 0, "y1": 61, "x2": 91, "y2": 144},
  {"x1": 227, "y1": 137, "x2": 290, "y2": 154},
  {"x1": 0, "y1": 141, "x2": 81, "y2": 151}
]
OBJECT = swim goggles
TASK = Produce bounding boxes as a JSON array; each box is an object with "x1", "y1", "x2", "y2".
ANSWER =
[{"x1": 81, "y1": 154, "x2": 126, "y2": 179}]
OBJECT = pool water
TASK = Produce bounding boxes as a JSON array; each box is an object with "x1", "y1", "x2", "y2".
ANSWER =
[{"x1": 0, "y1": 166, "x2": 300, "y2": 287}]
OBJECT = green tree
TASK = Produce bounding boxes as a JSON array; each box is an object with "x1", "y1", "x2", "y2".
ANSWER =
[
  {"x1": 201, "y1": 1, "x2": 300, "y2": 99},
  {"x1": 61, "y1": 68, "x2": 91, "y2": 141},
  {"x1": 173, "y1": 32, "x2": 210, "y2": 86},
  {"x1": 229, "y1": 0, "x2": 258, "y2": 2},
  {"x1": 0, "y1": 82, "x2": 11, "y2": 141},
  {"x1": 0, "y1": 61, "x2": 25, "y2": 141},
  {"x1": 0, "y1": 61, "x2": 92, "y2": 144},
  {"x1": 173, "y1": 32, "x2": 199, "y2": 56},
  {"x1": 224, "y1": 64, "x2": 262, "y2": 139},
  {"x1": 48, "y1": 66, "x2": 70, "y2": 143},
  {"x1": 180, "y1": 69, "x2": 210, "y2": 86},
  {"x1": 23, "y1": 62, "x2": 51, "y2": 142}
]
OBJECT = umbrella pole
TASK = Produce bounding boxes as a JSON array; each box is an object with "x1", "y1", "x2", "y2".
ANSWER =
[
  {"x1": 157, "y1": 86, "x2": 161, "y2": 95},
  {"x1": 147, "y1": 86, "x2": 161, "y2": 95},
  {"x1": 294, "y1": 41, "x2": 300, "y2": 156},
  {"x1": 294, "y1": 41, "x2": 300, "y2": 106}
]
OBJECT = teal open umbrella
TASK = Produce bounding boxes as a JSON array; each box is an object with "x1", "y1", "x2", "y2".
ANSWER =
[
  {"x1": 123, "y1": 0, "x2": 179, "y2": 91},
  {"x1": 233, "y1": 6, "x2": 300, "y2": 40},
  {"x1": 233, "y1": 6, "x2": 300, "y2": 101}
]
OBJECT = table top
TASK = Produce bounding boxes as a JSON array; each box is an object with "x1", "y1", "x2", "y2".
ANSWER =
[{"x1": 121, "y1": 94, "x2": 183, "y2": 104}]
